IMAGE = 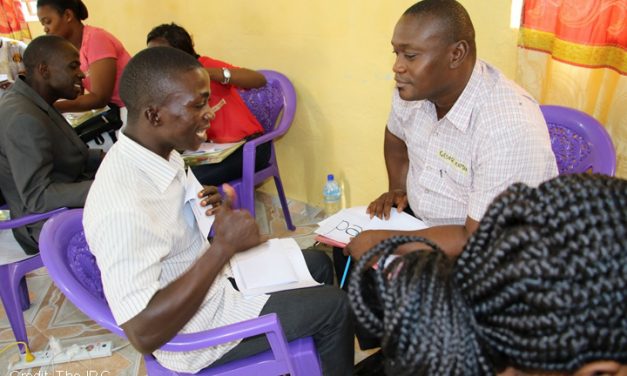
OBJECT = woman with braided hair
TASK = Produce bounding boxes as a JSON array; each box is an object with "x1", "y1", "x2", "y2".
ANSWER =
[{"x1": 349, "y1": 174, "x2": 627, "y2": 376}]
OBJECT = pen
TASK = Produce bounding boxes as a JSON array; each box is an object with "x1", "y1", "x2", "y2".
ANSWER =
[{"x1": 339, "y1": 257, "x2": 351, "y2": 288}]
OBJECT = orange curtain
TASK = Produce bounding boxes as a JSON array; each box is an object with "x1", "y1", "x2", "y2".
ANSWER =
[
  {"x1": 516, "y1": 0, "x2": 627, "y2": 177},
  {"x1": 0, "y1": 0, "x2": 31, "y2": 41}
]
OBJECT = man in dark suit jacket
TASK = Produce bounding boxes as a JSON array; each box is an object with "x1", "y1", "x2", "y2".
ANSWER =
[{"x1": 0, "y1": 35, "x2": 103, "y2": 254}]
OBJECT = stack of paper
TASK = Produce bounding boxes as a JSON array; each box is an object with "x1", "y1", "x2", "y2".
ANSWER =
[
  {"x1": 230, "y1": 238, "x2": 322, "y2": 297},
  {"x1": 315, "y1": 206, "x2": 427, "y2": 247}
]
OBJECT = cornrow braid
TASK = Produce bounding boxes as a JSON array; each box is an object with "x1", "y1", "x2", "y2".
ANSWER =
[
  {"x1": 349, "y1": 174, "x2": 627, "y2": 375},
  {"x1": 349, "y1": 236, "x2": 491, "y2": 375}
]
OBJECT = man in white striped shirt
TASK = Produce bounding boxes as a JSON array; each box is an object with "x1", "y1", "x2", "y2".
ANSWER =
[{"x1": 83, "y1": 47, "x2": 353, "y2": 375}]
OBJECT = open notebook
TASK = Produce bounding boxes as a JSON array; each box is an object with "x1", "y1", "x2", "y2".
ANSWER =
[
  {"x1": 182, "y1": 141, "x2": 245, "y2": 166},
  {"x1": 230, "y1": 238, "x2": 322, "y2": 297},
  {"x1": 183, "y1": 169, "x2": 320, "y2": 297},
  {"x1": 64, "y1": 106, "x2": 110, "y2": 128}
]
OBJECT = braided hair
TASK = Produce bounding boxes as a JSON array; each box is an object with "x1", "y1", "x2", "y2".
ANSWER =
[{"x1": 349, "y1": 174, "x2": 627, "y2": 375}]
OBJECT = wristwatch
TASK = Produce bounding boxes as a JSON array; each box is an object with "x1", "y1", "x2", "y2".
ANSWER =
[{"x1": 221, "y1": 67, "x2": 231, "y2": 85}]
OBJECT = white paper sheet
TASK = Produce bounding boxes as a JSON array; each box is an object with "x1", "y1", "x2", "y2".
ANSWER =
[
  {"x1": 230, "y1": 238, "x2": 322, "y2": 297},
  {"x1": 184, "y1": 169, "x2": 215, "y2": 238},
  {"x1": 365, "y1": 210, "x2": 428, "y2": 231},
  {"x1": 315, "y1": 206, "x2": 427, "y2": 246}
]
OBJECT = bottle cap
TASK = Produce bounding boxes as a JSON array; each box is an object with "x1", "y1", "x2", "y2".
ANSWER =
[{"x1": 327, "y1": 174, "x2": 334, "y2": 181}]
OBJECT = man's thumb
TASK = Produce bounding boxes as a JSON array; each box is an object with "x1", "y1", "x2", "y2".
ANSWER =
[{"x1": 221, "y1": 183, "x2": 237, "y2": 209}]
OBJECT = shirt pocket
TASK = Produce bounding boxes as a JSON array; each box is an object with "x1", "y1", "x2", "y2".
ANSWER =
[
  {"x1": 442, "y1": 164, "x2": 470, "y2": 188},
  {"x1": 435, "y1": 158, "x2": 471, "y2": 204}
]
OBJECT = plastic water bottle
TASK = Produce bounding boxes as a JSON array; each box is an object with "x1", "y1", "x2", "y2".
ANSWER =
[{"x1": 323, "y1": 174, "x2": 342, "y2": 216}]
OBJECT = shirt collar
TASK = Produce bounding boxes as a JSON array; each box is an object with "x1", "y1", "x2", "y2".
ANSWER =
[
  {"x1": 12, "y1": 76, "x2": 57, "y2": 115},
  {"x1": 442, "y1": 60, "x2": 484, "y2": 132},
  {"x1": 117, "y1": 131, "x2": 184, "y2": 193}
]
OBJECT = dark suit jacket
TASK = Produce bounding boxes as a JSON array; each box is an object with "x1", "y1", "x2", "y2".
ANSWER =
[{"x1": 0, "y1": 77, "x2": 102, "y2": 254}]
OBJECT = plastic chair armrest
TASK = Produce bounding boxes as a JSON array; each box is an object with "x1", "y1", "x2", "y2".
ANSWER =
[
  {"x1": 0, "y1": 207, "x2": 68, "y2": 229},
  {"x1": 242, "y1": 129, "x2": 282, "y2": 153},
  {"x1": 159, "y1": 313, "x2": 289, "y2": 354}
]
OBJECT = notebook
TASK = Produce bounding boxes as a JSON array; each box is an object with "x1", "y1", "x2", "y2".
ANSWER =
[
  {"x1": 64, "y1": 106, "x2": 110, "y2": 127},
  {"x1": 182, "y1": 140, "x2": 245, "y2": 166},
  {"x1": 230, "y1": 238, "x2": 322, "y2": 297}
]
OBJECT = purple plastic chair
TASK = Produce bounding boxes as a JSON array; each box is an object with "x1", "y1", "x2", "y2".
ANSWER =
[
  {"x1": 0, "y1": 198, "x2": 66, "y2": 352},
  {"x1": 541, "y1": 105, "x2": 616, "y2": 176},
  {"x1": 236, "y1": 70, "x2": 296, "y2": 231},
  {"x1": 39, "y1": 209, "x2": 322, "y2": 376}
]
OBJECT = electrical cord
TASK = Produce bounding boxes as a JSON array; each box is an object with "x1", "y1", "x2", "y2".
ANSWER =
[{"x1": 1, "y1": 341, "x2": 35, "y2": 367}]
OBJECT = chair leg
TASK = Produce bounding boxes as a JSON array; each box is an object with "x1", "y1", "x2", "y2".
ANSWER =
[
  {"x1": 239, "y1": 184, "x2": 257, "y2": 218},
  {"x1": 19, "y1": 276, "x2": 31, "y2": 311},
  {"x1": 273, "y1": 175, "x2": 295, "y2": 231},
  {"x1": 292, "y1": 337, "x2": 323, "y2": 376},
  {"x1": 0, "y1": 265, "x2": 29, "y2": 352}
]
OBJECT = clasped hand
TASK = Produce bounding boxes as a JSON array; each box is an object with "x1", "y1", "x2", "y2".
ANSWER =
[
  {"x1": 199, "y1": 184, "x2": 264, "y2": 256},
  {"x1": 345, "y1": 189, "x2": 409, "y2": 262},
  {"x1": 198, "y1": 185, "x2": 222, "y2": 216}
]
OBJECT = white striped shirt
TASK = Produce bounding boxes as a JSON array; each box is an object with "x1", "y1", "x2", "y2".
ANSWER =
[
  {"x1": 83, "y1": 131, "x2": 268, "y2": 373},
  {"x1": 387, "y1": 60, "x2": 558, "y2": 226}
]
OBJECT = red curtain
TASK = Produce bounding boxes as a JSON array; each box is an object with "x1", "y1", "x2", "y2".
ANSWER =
[
  {"x1": 516, "y1": 0, "x2": 627, "y2": 177},
  {"x1": 0, "y1": 0, "x2": 31, "y2": 41},
  {"x1": 519, "y1": 0, "x2": 626, "y2": 74}
]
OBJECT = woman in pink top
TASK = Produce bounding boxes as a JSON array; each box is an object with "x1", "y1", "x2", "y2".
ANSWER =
[{"x1": 36, "y1": 0, "x2": 130, "y2": 114}]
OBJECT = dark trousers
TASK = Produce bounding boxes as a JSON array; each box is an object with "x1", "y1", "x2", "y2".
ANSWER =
[
  {"x1": 191, "y1": 141, "x2": 272, "y2": 186},
  {"x1": 333, "y1": 245, "x2": 382, "y2": 350},
  {"x1": 214, "y1": 249, "x2": 354, "y2": 376},
  {"x1": 331, "y1": 206, "x2": 416, "y2": 350}
]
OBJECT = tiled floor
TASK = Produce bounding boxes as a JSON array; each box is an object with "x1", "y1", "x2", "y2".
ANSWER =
[{"x1": 0, "y1": 191, "x2": 376, "y2": 374}]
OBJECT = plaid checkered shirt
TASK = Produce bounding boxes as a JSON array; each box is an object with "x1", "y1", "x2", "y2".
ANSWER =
[{"x1": 387, "y1": 60, "x2": 558, "y2": 226}]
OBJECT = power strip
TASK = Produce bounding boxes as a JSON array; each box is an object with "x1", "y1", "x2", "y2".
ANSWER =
[{"x1": 10, "y1": 341, "x2": 113, "y2": 370}]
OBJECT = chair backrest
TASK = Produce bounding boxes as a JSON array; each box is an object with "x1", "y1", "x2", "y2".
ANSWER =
[
  {"x1": 38, "y1": 209, "x2": 125, "y2": 337},
  {"x1": 0, "y1": 187, "x2": 68, "y2": 264},
  {"x1": 232, "y1": 70, "x2": 297, "y2": 229},
  {"x1": 239, "y1": 70, "x2": 297, "y2": 136},
  {"x1": 541, "y1": 105, "x2": 616, "y2": 175}
]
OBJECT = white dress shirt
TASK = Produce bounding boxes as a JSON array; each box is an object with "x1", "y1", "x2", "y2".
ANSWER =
[
  {"x1": 84, "y1": 131, "x2": 268, "y2": 373},
  {"x1": 387, "y1": 60, "x2": 558, "y2": 226}
]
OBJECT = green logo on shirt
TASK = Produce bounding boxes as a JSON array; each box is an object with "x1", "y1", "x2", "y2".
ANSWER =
[{"x1": 438, "y1": 150, "x2": 468, "y2": 174}]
